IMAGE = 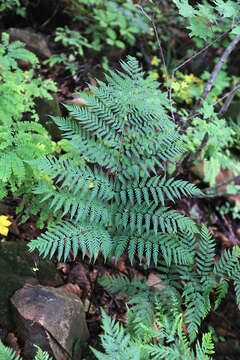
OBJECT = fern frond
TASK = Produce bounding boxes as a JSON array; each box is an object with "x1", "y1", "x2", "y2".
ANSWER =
[
  {"x1": 91, "y1": 310, "x2": 141, "y2": 360},
  {"x1": 34, "y1": 346, "x2": 53, "y2": 360},
  {"x1": 213, "y1": 246, "x2": 240, "y2": 279},
  {"x1": 184, "y1": 282, "x2": 211, "y2": 342},
  {"x1": 0, "y1": 340, "x2": 21, "y2": 360},
  {"x1": 196, "y1": 226, "x2": 215, "y2": 289},
  {"x1": 116, "y1": 176, "x2": 202, "y2": 206},
  {"x1": 214, "y1": 280, "x2": 229, "y2": 310},
  {"x1": 28, "y1": 221, "x2": 112, "y2": 261},
  {"x1": 195, "y1": 332, "x2": 214, "y2": 360},
  {"x1": 99, "y1": 274, "x2": 147, "y2": 300}
]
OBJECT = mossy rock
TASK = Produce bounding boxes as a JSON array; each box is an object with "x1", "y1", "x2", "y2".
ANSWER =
[{"x1": 0, "y1": 242, "x2": 63, "y2": 329}]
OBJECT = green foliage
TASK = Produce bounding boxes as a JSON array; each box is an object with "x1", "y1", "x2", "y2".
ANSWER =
[
  {"x1": 47, "y1": 1, "x2": 150, "y2": 73},
  {"x1": 0, "y1": 341, "x2": 52, "y2": 360},
  {"x1": 28, "y1": 56, "x2": 202, "y2": 264},
  {"x1": 96, "y1": 225, "x2": 240, "y2": 357},
  {"x1": 0, "y1": 32, "x2": 58, "y2": 225},
  {"x1": 183, "y1": 113, "x2": 239, "y2": 186},
  {"x1": 0, "y1": 0, "x2": 19, "y2": 12},
  {"x1": 167, "y1": 1, "x2": 240, "y2": 186},
  {"x1": 173, "y1": 0, "x2": 240, "y2": 41},
  {"x1": 91, "y1": 309, "x2": 215, "y2": 360},
  {"x1": 217, "y1": 200, "x2": 240, "y2": 220},
  {"x1": 44, "y1": 26, "x2": 94, "y2": 75}
]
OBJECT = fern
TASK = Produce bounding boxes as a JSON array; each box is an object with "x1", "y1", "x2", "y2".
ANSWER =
[
  {"x1": 0, "y1": 32, "x2": 60, "y2": 227},
  {"x1": 99, "y1": 224, "x2": 240, "y2": 347},
  {"x1": 27, "y1": 56, "x2": 240, "y2": 352},
  {"x1": 28, "y1": 56, "x2": 202, "y2": 264},
  {"x1": 91, "y1": 310, "x2": 141, "y2": 360},
  {"x1": 0, "y1": 340, "x2": 21, "y2": 360},
  {"x1": 91, "y1": 310, "x2": 215, "y2": 360},
  {"x1": 0, "y1": 341, "x2": 52, "y2": 360},
  {"x1": 0, "y1": 32, "x2": 56, "y2": 191}
]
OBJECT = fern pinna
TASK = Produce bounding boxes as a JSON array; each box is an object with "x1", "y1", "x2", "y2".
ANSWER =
[{"x1": 28, "y1": 56, "x2": 202, "y2": 263}]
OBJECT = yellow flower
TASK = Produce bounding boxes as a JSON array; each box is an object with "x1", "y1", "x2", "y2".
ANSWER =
[
  {"x1": 151, "y1": 56, "x2": 161, "y2": 67},
  {"x1": 0, "y1": 215, "x2": 11, "y2": 236},
  {"x1": 184, "y1": 73, "x2": 201, "y2": 84}
]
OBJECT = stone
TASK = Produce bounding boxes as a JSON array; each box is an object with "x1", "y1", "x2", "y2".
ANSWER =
[
  {"x1": 11, "y1": 285, "x2": 89, "y2": 360},
  {"x1": 0, "y1": 242, "x2": 63, "y2": 329},
  {"x1": 7, "y1": 28, "x2": 51, "y2": 59}
]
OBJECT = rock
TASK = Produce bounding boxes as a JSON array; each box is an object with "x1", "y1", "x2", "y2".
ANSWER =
[
  {"x1": 34, "y1": 97, "x2": 62, "y2": 141},
  {"x1": 7, "y1": 28, "x2": 51, "y2": 59},
  {"x1": 11, "y1": 285, "x2": 89, "y2": 360},
  {"x1": 0, "y1": 242, "x2": 63, "y2": 329}
]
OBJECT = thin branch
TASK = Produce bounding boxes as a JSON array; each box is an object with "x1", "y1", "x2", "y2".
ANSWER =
[
  {"x1": 138, "y1": 5, "x2": 169, "y2": 89},
  {"x1": 170, "y1": 24, "x2": 240, "y2": 123},
  {"x1": 218, "y1": 79, "x2": 240, "y2": 116},
  {"x1": 39, "y1": 4, "x2": 59, "y2": 30},
  {"x1": 183, "y1": 33, "x2": 240, "y2": 130},
  {"x1": 198, "y1": 34, "x2": 240, "y2": 107},
  {"x1": 204, "y1": 174, "x2": 240, "y2": 193},
  {"x1": 185, "y1": 133, "x2": 209, "y2": 168}
]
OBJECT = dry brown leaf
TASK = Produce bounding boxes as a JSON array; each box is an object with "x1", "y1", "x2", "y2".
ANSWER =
[
  {"x1": 146, "y1": 273, "x2": 166, "y2": 291},
  {"x1": 69, "y1": 263, "x2": 90, "y2": 293},
  {"x1": 5, "y1": 333, "x2": 21, "y2": 356},
  {"x1": 214, "y1": 231, "x2": 232, "y2": 249},
  {"x1": 57, "y1": 262, "x2": 68, "y2": 275}
]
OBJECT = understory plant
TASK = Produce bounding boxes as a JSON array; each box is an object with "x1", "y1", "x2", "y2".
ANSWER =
[
  {"x1": 168, "y1": 0, "x2": 240, "y2": 186},
  {"x1": 27, "y1": 57, "x2": 240, "y2": 358},
  {"x1": 0, "y1": 32, "x2": 59, "y2": 227},
  {"x1": 0, "y1": 341, "x2": 52, "y2": 360},
  {"x1": 46, "y1": 0, "x2": 151, "y2": 73}
]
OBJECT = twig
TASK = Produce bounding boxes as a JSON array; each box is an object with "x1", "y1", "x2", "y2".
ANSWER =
[
  {"x1": 39, "y1": 4, "x2": 60, "y2": 30},
  {"x1": 170, "y1": 25, "x2": 240, "y2": 123},
  {"x1": 185, "y1": 133, "x2": 209, "y2": 168},
  {"x1": 193, "y1": 174, "x2": 240, "y2": 198},
  {"x1": 138, "y1": 5, "x2": 169, "y2": 89},
  {"x1": 198, "y1": 34, "x2": 240, "y2": 107},
  {"x1": 179, "y1": 81, "x2": 240, "y2": 128},
  {"x1": 204, "y1": 174, "x2": 240, "y2": 193},
  {"x1": 183, "y1": 33, "x2": 240, "y2": 130},
  {"x1": 218, "y1": 79, "x2": 240, "y2": 116}
]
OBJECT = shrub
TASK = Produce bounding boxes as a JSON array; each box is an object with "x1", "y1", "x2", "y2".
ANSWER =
[{"x1": 0, "y1": 32, "x2": 59, "y2": 226}]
